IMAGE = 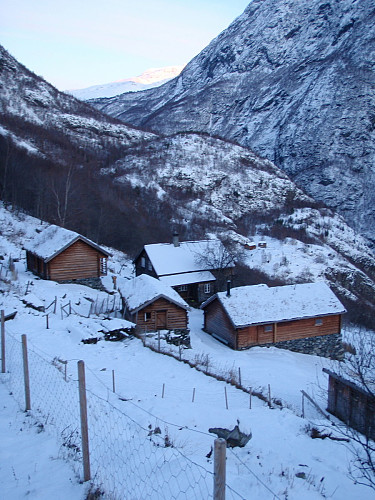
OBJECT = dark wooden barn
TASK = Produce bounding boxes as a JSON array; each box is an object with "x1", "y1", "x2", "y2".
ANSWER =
[
  {"x1": 134, "y1": 234, "x2": 233, "y2": 304},
  {"x1": 25, "y1": 225, "x2": 110, "y2": 281},
  {"x1": 323, "y1": 368, "x2": 375, "y2": 440},
  {"x1": 118, "y1": 274, "x2": 189, "y2": 332},
  {"x1": 201, "y1": 282, "x2": 346, "y2": 350}
]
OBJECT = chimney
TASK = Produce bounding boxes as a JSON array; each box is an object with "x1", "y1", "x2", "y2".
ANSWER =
[
  {"x1": 173, "y1": 231, "x2": 180, "y2": 247},
  {"x1": 226, "y1": 280, "x2": 231, "y2": 297}
]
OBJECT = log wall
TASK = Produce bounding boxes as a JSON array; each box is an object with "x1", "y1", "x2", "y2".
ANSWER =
[
  {"x1": 203, "y1": 299, "x2": 237, "y2": 348},
  {"x1": 48, "y1": 240, "x2": 107, "y2": 281},
  {"x1": 325, "y1": 370, "x2": 375, "y2": 440}
]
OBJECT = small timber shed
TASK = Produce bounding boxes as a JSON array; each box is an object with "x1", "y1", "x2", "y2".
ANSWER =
[
  {"x1": 323, "y1": 368, "x2": 375, "y2": 440},
  {"x1": 118, "y1": 274, "x2": 189, "y2": 332},
  {"x1": 25, "y1": 225, "x2": 110, "y2": 281},
  {"x1": 201, "y1": 282, "x2": 346, "y2": 350}
]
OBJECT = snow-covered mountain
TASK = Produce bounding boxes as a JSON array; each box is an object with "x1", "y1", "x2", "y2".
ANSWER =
[
  {"x1": 1, "y1": 43, "x2": 375, "y2": 326},
  {"x1": 67, "y1": 65, "x2": 184, "y2": 100},
  {"x1": 90, "y1": 0, "x2": 375, "y2": 245}
]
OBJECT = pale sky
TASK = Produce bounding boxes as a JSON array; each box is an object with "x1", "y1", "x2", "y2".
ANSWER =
[{"x1": 0, "y1": 0, "x2": 250, "y2": 90}]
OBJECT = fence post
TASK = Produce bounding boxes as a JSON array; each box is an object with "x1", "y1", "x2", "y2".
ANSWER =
[
  {"x1": 214, "y1": 438, "x2": 226, "y2": 500},
  {"x1": 21, "y1": 334, "x2": 31, "y2": 411},
  {"x1": 112, "y1": 369, "x2": 115, "y2": 393},
  {"x1": 1, "y1": 310, "x2": 5, "y2": 373},
  {"x1": 78, "y1": 360, "x2": 91, "y2": 482}
]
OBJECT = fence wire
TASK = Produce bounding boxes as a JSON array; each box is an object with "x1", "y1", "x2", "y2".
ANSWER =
[{"x1": 1, "y1": 330, "x2": 244, "y2": 500}]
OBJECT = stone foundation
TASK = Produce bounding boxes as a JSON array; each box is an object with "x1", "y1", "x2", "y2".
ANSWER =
[
  {"x1": 258, "y1": 333, "x2": 345, "y2": 360},
  {"x1": 57, "y1": 277, "x2": 107, "y2": 291}
]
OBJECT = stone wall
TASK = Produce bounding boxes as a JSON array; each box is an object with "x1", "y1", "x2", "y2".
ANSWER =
[
  {"x1": 57, "y1": 277, "x2": 107, "y2": 291},
  {"x1": 258, "y1": 333, "x2": 345, "y2": 360}
]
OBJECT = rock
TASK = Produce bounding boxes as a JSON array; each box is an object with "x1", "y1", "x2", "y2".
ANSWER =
[{"x1": 208, "y1": 425, "x2": 252, "y2": 448}]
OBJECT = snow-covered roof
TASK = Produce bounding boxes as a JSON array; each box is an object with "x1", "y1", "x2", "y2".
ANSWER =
[
  {"x1": 159, "y1": 271, "x2": 216, "y2": 287},
  {"x1": 24, "y1": 225, "x2": 110, "y2": 262},
  {"x1": 144, "y1": 239, "x2": 232, "y2": 276},
  {"x1": 202, "y1": 282, "x2": 346, "y2": 328},
  {"x1": 118, "y1": 274, "x2": 189, "y2": 313}
]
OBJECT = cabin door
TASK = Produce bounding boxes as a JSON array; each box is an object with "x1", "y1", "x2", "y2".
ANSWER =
[
  {"x1": 257, "y1": 324, "x2": 274, "y2": 344},
  {"x1": 156, "y1": 310, "x2": 167, "y2": 329}
]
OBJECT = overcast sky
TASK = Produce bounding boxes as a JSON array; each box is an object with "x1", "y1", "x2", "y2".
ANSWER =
[{"x1": 1, "y1": 0, "x2": 250, "y2": 90}]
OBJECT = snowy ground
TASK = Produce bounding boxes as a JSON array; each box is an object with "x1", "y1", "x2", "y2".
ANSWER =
[{"x1": 0, "y1": 206, "x2": 374, "y2": 499}]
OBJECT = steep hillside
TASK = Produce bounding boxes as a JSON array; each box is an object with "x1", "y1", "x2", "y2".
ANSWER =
[
  {"x1": 1, "y1": 44, "x2": 375, "y2": 326},
  {"x1": 0, "y1": 45, "x2": 155, "y2": 173},
  {"x1": 90, "y1": 0, "x2": 375, "y2": 244}
]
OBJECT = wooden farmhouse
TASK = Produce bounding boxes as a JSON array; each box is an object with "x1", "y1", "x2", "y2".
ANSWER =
[
  {"x1": 134, "y1": 234, "x2": 234, "y2": 304},
  {"x1": 25, "y1": 225, "x2": 110, "y2": 281},
  {"x1": 118, "y1": 274, "x2": 189, "y2": 332},
  {"x1": 201, "y1": 282, "x2": 346, "y2": 350}
]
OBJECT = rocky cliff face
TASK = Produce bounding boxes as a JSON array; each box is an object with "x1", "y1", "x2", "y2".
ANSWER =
[{"x1": 91, "y1": 0, "x2": 375, "y2": 244}]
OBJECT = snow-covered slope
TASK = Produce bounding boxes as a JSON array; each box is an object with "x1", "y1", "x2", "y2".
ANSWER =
[
  {"x1": 0, "y1": 204, "x2": 374, "y2": 499},
  {"x1": 90, "y1": 0, "x2": 375, "y2": 244},
  {"x1": 67, "y1": 66, "x2": 184, "y2": 100}
]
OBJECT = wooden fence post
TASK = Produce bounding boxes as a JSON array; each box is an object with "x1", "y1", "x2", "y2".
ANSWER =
[
  {"x1": 268, "y1": 384, "x2": 272, "y2": 408},
  {"x1": 302, "y1": 392, "x2": 305, "y2": 418},
  {"x1": 214, "y1": 438, "x2": 226, "y2": 500},
  {"x1": 78, "y1": 360, "x2": 91, "y2": 482},
  {"x1": 21, "y1": 335, "x2": 31, "y2": 411},
  {"x1": 224, "y1": 386, "x2": 228, "y2": 410},
  {"x1": 238, "y1": 367, "x2": 242, "y2": 387},
  {"x1": 1, "y1": 310, "x2": 5, "y2": 373}
]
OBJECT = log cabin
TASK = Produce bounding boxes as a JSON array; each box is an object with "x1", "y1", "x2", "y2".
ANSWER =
[
  {"x1": 134, "y1": 234, "x2": 234, "y2": 304},
  {"x1": 118, "y1": 274, "x2": 189, "y2": 332},
  {"x1": 25, "y1": 225, "x2": 110, "y2": 281},
  {"x1": 201, "y1": 282, "x2": 346, "y2": 350}
]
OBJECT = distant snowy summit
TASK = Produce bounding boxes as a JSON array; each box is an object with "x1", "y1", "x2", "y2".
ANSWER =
[{"x1": 66, "y1": 65, "x2": 184, "y2": 100}]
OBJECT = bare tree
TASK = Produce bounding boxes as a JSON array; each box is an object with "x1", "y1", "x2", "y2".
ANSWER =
[
  {"x1": 194, "y1": 238, "x2": 238, "y2": 291},
  {"x1": 50, "y1": 164, "x2": 75, "y2": 227}
]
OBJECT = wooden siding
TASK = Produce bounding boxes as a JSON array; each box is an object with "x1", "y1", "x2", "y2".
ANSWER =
[
  {"x1": 325, "y1": 369, "x2": 375, "y2": 440},
  {"x1": 134, "y1": 250, "x2": 157, "y2": 278},
  {"x1": 203, "y1": 298, "x2": 237, "y2": 348},
  {"x1": 128, "y1": 297, "x2": 187, "y2": 332},
  {"x1": 26, "y1": 252, "x2": 47, "y2": 279},
  {"x1": 275, "y1": 315, "x2": 341, "y2": 342},
  {"x1": 237, "y1": 315, "x2": 341, "y2": 348},
  {"x1": 48, "y1": 240, "x2": 107, "y2": 281}
]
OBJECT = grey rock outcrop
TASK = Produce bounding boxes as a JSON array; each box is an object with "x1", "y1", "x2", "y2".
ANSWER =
[{"x1": 91, "y1": 0, "x2": 375, "y2": 243}]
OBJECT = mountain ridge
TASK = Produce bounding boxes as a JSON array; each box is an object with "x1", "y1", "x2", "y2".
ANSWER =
[
  {"x1": 67, "y1": 65, "x2": 184, "y2": 100},
  {"x1": 89, "y1": 0, "x2": 375, "y2": 244}
]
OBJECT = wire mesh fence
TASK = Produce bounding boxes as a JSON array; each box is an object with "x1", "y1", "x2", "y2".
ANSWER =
[{"x1": 1, "y1": 328, "x2": 244, "y2": 500}]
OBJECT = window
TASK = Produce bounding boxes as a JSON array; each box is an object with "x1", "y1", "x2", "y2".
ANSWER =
[
  {"x1": 264, "y1": 324, "x2": 273, "y2": 333},
  {"x1": 144, "y1": 312, "x2": 151, "y2": 321},
  {"x1": 178, "y1": 285, "x2": 188, "y2": 292},
  {"x1": 315, "y1": 318, "x2": 323, "y2": 326},
  {"x1": 204, "y1": 283, "x2": 211, "y2": 294},
  {"x1": 147, "y1": 260, "x2": 153, "y2": 271},
  {"x1": 141, "y1": 257, "x2": 146, "y2": 268},
  {"x1": 100, "y1": 258, "x2": 107, "y2": 275}
]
